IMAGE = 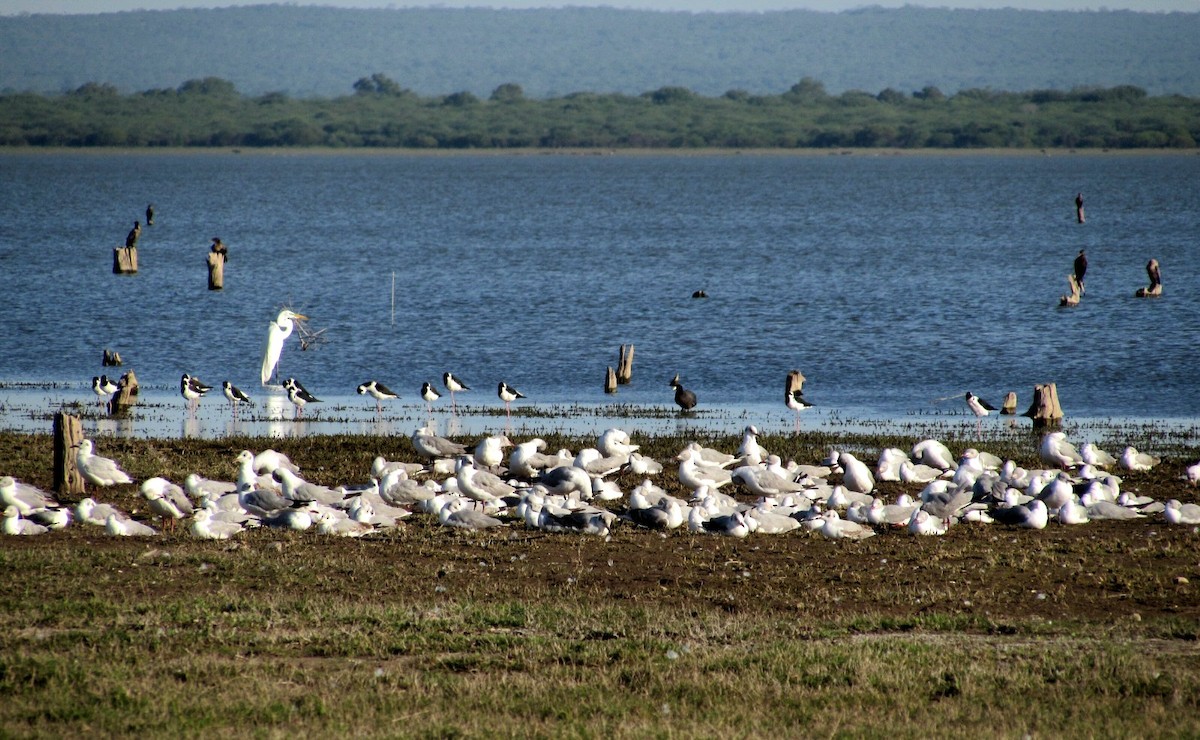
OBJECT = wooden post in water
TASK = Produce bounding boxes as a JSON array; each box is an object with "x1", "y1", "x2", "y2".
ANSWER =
[
  {"x1": 53, "y1": 411, "x2": 85, "y2": 495},
  {"x1": 617, "y1": 344, "x2": 634, "y2": 385},
  {"x1": 1059, "y1": 274, "x2": 1081, "y2": 307},
  {"x1": 786, "y1": 369, "x2": 806, "y2": 399},
  {"x1": 207, "y1": 251, "x2": 225, "y2": 290},
  {"x1": 1021, "y1": 383, "x2": 1063, "y2": 429},
  {"x1": 113, "y1": 370, "x2": 139, "y2": 412},
  {"x1": 112, "y1": 246, "x2": 138, "y2": 274},
  {"x1": 102, "y1": 348, "x2": 122, "y2": 367},
  {"x1": 604, "y1": 366, "x2": 618, "y2": 394},
  {"x1": 1000, "y1": 391, "x2": 1018, "y2": 415}
]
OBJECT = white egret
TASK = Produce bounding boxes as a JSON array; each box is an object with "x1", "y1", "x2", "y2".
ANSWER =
[{"x1": 260, "y1": 309, "x2": 308, "y2": 386}]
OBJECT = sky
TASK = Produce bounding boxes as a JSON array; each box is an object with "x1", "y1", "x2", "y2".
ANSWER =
[{"x1": 0, "y1": 0, "x2": 1196, "y2": 14}]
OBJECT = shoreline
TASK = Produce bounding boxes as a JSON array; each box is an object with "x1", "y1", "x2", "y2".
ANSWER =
[{"x1": 1, "y1": 146, "x2": 1196, "y2": 158}]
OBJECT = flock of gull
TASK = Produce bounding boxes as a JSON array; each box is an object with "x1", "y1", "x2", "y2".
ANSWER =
[{"x1": 5, "y1": 425, "x2": 1200, "y2": 541}]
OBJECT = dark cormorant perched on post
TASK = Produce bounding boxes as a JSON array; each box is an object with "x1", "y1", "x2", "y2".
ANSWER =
[
  {"x1": 1073, "y1": 249, "x2": 1087, "y2": 292},
  {"x1": 145, "y1": 204, "x2": 155, "y2": 225},
  {"x1": 125, "y1": 221, "x2": 141, "y2": 248},
  {"x1": 210, "y1": 237, "x2": 228, "y2": 262}
]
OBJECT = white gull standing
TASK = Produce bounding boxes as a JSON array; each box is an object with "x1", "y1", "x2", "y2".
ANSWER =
[
  {"x1": 75, "y1": 439, "x2": 133, "y2": 487},
  {"x1": 140, "y1": 477, "x2": 194, "y2": 531},
  {"x1": 474, "y1": 435, "x2": 513, "y2": 471},
  {"x1": 411, "y1": 426, "x2": 468, "y2": 460},
  {"x1": 1040, "y1": 431, "x2": 1084, "y2": 469},
  {"x1": 834, "y1": 451, "x2": 875, "y2": 495}
]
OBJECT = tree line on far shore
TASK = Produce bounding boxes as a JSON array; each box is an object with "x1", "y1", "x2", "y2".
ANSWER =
[{"x1": 1, "y1": 76, "x2": 1196, "y2": 150}]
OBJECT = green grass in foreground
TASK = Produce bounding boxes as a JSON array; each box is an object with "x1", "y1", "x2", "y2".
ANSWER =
[
  {"x1": 1, "y1": 538, "x2": 1197, "y2": 738},
  {"x1": 1, "y1": 429, "x2": 1199, "y2": 736}
]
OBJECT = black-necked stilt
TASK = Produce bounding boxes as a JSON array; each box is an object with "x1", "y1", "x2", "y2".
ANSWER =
[
  {"x1": 222, "y1": 381, "x2": 252, "y2": 418},
  {"x1": 964, "y1": 391, "x2": 997, "y2": 436},
  {"x1": 786, "y1": 388, "x2": 813, "y2": 431},
  {"x1": 443, "y1": 372, "x2": 469, "y2": 413},
  {"x1": 497, "y1": 381, "x2": 526, "y2": 420},
  {"x1": 357, "y1": 380, "x2": 399, "y2": 415},
  {"x1": 283, "y1": 377, "x2": 320, "y2": 418},
  {"x1": 181, "y1": 374, "x2": 212, "y2": 414}
]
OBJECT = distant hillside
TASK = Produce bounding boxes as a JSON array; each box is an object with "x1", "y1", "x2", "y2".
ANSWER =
[{"x1": 1, "y1": 5, "x2": 1197, "y2": 98}]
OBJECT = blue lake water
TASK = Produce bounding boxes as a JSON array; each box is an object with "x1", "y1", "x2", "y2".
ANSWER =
[{"x1": 1, "y1": 150, "x2": 1198, "y2": 440}]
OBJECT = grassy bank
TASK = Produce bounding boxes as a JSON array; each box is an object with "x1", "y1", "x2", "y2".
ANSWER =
[{"x1": 2, "y1": 428, "x2": 1200, "y2": 736}]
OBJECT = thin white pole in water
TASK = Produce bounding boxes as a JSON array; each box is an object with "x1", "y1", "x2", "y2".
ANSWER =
[{"x1": 391, "y1": 272, "x2": 396, "y2": 325}]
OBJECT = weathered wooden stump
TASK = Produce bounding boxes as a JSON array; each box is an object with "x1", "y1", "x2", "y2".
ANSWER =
[
  {"x1": 604, "y1": 366, "x2": 618, "y2": 394},
  {"x1": 617, "y1": 344, "x2": 634, "y2": 385},
  {"x1": 113, "y1": 370, "x2": 139, "y2": 412},
  {"x1": 1059, "y1": 274, "x2": 1081, "y2": 307},
  {"x1": 1021, "y1": 382, "x2": 1063, "y2": 429},
  {"x1": 52, "y1": 411, "x2": 85, "y2": 495},
  {"x1": 786, "y1": 369, "x2": 806, "y2": 398},
  {"x1": 113, "y1": 246, "x2": 138, "y2": 274},
  {"x1": 207, "y1": 251, "x2": 226, "y2": 290},
  {"x1": 1000, "y1": 391, "x2": 1018, "y2": 415}
]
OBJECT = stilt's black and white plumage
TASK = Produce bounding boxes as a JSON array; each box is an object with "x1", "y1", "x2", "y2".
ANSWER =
[
  {"x1": 181, "y1": 374, "x2": 212, "y2": 413},
  {"x1": 965, "y1": 392, "x2": 997, "y2": 418},
  {"x1": 420, "y1": 382, "x2": 441, "y2": 416},
  {"x1": 443, "y1": 372, "x2": 469, "y2": 413},
  {"x1": 357, "y1": 380, "x2": 399, "y2": 414},
  {"x1": 92, "y1": 375, "x2": 118, "y2": 409},
  {"x1": 786, "y1": 388, "x2": 813, "y2": 431},
  {"x1": 497, "y1": 381, "x2": 526, "y2": 418},
  {"x1": 222, "y1": 381, "x2": 252, "y2": 417},
  {"x1": 283, "y1": 377, "x2": 320, "y2": 418},
  {"x1": 669, "y1": 373, "x2": 697, "y2": 412},
  {"x1": 964, "y1": 391, "x2": 997, "y2": 435}
]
